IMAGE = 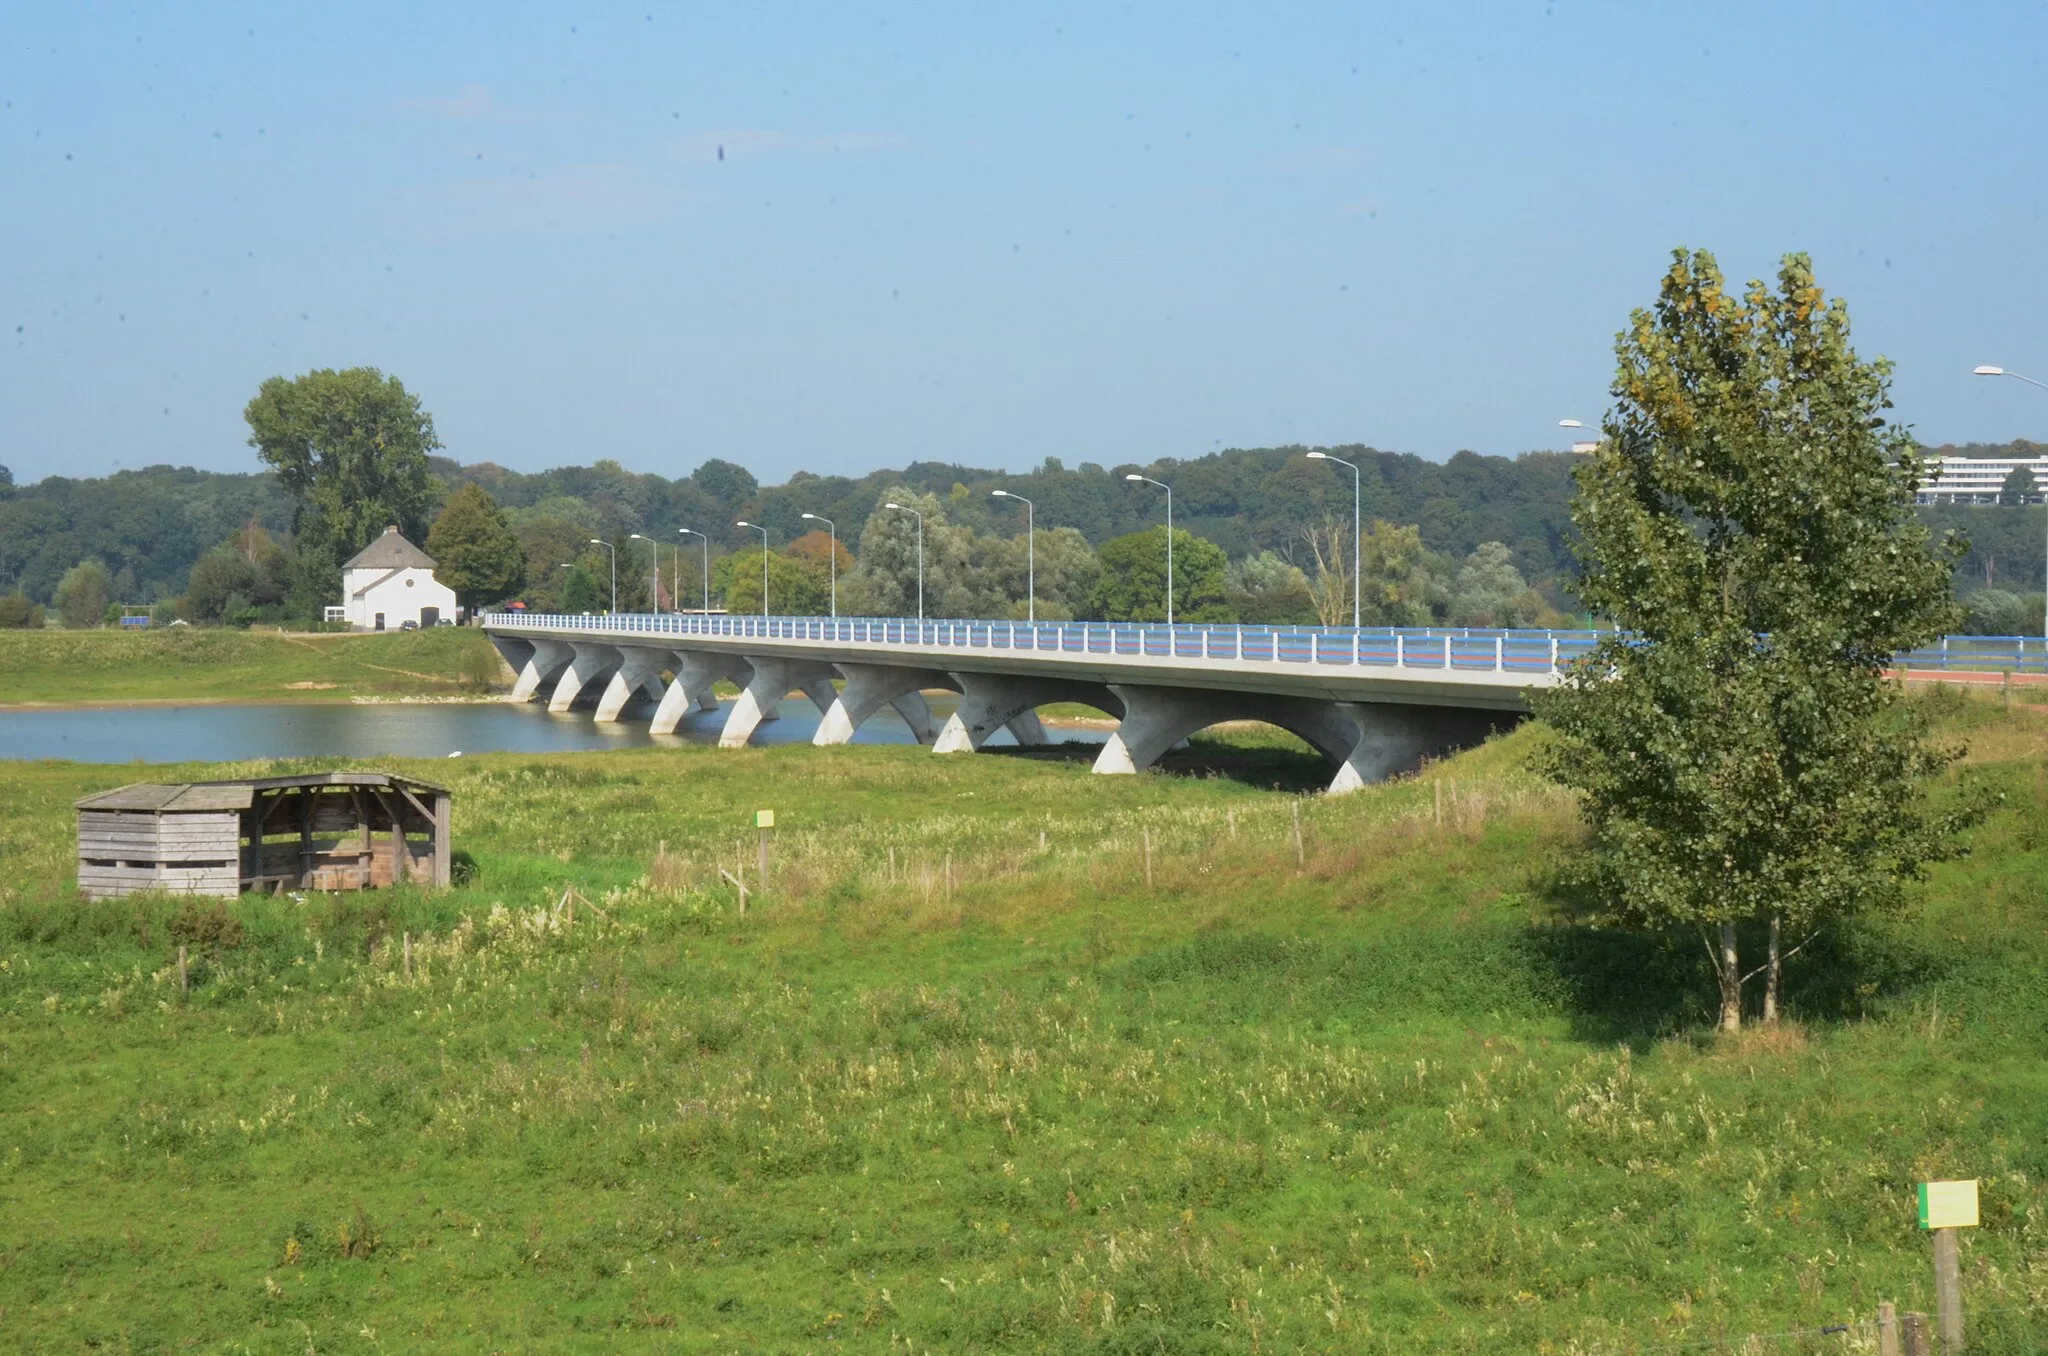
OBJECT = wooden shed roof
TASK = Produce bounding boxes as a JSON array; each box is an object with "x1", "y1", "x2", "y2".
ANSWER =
[{"x1": 75, "y1": 771, "x2": 451, "y2": 814}]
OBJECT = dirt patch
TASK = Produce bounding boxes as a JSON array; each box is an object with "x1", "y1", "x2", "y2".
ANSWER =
[{"x1": 282, "y1": 681, "x2": 338, "y2": 691}]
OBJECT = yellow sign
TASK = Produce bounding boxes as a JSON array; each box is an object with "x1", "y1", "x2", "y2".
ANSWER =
[
  {"x1": 1918, "y1": 1180, "x2": 1979, "y2": 1230},
  {"x1": 755, "y1": 809, "x2": 775, "y2": 829}
]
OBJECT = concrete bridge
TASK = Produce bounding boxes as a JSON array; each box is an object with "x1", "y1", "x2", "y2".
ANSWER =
[{"x1": 481, "y1": 613, "x2": 1600, "y2": 794}]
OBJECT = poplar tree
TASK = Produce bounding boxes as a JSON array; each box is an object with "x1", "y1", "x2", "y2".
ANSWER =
[
  {"x1": 1537, "y1": 249, "x2": 1983, "y2": 1032},
  {"x1": 427, "y1": 483, "x2": 526, "y2": 610}
]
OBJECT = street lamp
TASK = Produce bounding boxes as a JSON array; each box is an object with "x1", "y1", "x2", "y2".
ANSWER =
[
  {"x1": 587, "y1": 538, "x2": 617, "y2": 613},
  {"x1": 884, "y1": 502, "x2": 925, "y2": 620},
  {"x1": 1972, "y1": 366, "x2": 2048, "y2": 635},
  {"x1": 677, "y1": 529, "x2": 710, "y2": 615},
  {"x1": 990, "y1": 489, "x2": 1036, "y2": 623},
  {"x1": 1559, "y1": 419, "x2": 1602, "y2": 455},
  {"x1": 1124, "y1": 473, "x2": 1174, "y2": 625},
  {"x1": 800, "y1": 513, "x2": 837, "y2": 618},
  {"x1": 735, "y1": 521, "x2": 769, "y2": 618},
  {"x1": 628, "y1": 533, "x2": 660, "y2": 613},
  {"x1": 1304, "y1": 452, "x2": 1361, "y2": 630}
]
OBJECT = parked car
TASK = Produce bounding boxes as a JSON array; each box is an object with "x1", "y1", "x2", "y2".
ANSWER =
[{"x1": 400, "y1": 620, "x2": 420, "y2": 632}]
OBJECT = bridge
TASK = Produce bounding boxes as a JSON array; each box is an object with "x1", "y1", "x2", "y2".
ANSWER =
[{"x1": 481, "y1": 613, "x2": 1605, "y2": 794}]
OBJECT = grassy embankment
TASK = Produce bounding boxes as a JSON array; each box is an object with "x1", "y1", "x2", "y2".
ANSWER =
[
  {"x1": 0, "y1": 628, "x2": 509, "y2": 706},
  {"x1": 1, "y1": 692, "x2": 2046, "y2": 1352}
]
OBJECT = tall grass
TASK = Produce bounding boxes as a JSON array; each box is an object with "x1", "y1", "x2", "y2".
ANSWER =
[{"x1": 0, "y1": 698, "x2": 2045, "y2": 1351}]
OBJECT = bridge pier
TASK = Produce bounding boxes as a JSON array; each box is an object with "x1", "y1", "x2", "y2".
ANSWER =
[
  {"x1": 549, "y1": 643, "x2": 621, "y2": 713},
  {"x1": 718, "y1": 657, "x2": 841, "y2": 748},
  {"x1": 1092, "y1": 685, "x2": 1504, "y2": 794},
  {"x1": 814, "y1": 663, "x2": 951, "y2": 746},
  {"x1": 508, "y1": 638, "x2": 572, "y2": 703},
  {"x1": 650, "y1": 651, "x2": 749, "y2": 735},
  {"x1": 931, "y1": 675, "x2": 1123, "y2": 753},
  {"x1": 594, "y1": 645, "x2": 672, "y2": 723}
]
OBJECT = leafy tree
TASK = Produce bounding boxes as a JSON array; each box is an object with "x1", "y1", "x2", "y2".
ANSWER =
[
  {"x1": 54, "y1": 559, "x2": 113, "y2": 628},
  {"x1": 244, "y1": 367, "x2": 440, "y2": 558},
  {"x1": 427, "y1": 483, "x2": 525, "y2": 611},
  {"x1": 842, "y1": 488, "x2": 976, "y2": 618},
  {"x1": 720, "y1": 546, "x2": 831, "y2": 616},
  {"x1": 2001, "y1": 464, "x2": 2038, "y2": 506},
  {"x1": 1536, "y1": 249, "x2": 1982, "y2": 1032},
  {"x1": 692, "y1": 458, "x2": 759, "y2": 513},
  {"x1": 0, "y1": 464, "x2": 13, "y2": 499},
  {"x1": 1449, "y1": 541, "x2": 1545, "y2": 628},
  {"x1": 184, "y1": 547, "x2": 260, "y2": 624},
  {"x1": 0, "y1": 593, "x2": 43, "y2": 628},
  {"x1": 1960, "y1": 587, "x2": 2042, "y2": 637},
  {"x1": 1358, "y1": 521, "x2": 1447, "y2": 627},
  {"x1": 1089, "y1": 527, "x2": 1230, "y2": 622},
  {"x1": 967, "y1": 526, "x2": 1102, "y2": 621},
  {"x1": 559, "y1": 564, "x2": 601, "y2": 614},
  {"x1": 1227, "y1": 551, "x2": 1318, "y2": 624}
]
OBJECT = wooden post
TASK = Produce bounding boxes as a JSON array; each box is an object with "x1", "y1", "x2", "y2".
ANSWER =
[
  {"x1": 757, "y1": 830, "x2": 770, "y2": 892},
  {"x1": 2002, "y1": 668, "x2": 2012, "y2": 710},
  {"x1": 1877, "y1": 1301, "x2": 1899, "y2": 1356},
  {"x1": 1291, "y1": 800, "x2": 1304, "y2": 866},
  {"x1": 1434, "y1": 780, "x2": 1442, "y2": 828},
  {"x1": 1933, "y1": 1226, "x2": 1963, "y2": 1352},
  {"x1": 1901, "y1": 1310, "x2": 1932, "y2": 1356},
  {"x1": 402, "y1": 931, "x2": 412, "y2": 980},
  {"x1": 177, "y1": 944, "x2": 188, "y2": 996},
  {"x1": 944, "y1": 853, "x2": 953, "y2": 899},
  {"x1": 433, "y1": 793, "x2": 451, "y2": 888},
  {"x1": 1227, "y1": 810, "x2": 1237, "y2": 840},
  {"x1": 719, "y1": 868, "x2": 749, "y2": 916},
  {"x1": 1142, "y1": 828, "x2": 1153, "y2": 889},
  {"x1": 888, "y1": 845, "x2": 896, "y2": 882},
  {"x1": 1039, "y1": 827, "x2": 1047, "y2": 852}
]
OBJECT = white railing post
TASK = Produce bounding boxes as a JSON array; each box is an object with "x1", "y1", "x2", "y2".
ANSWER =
[
  {"x1": 1495, "y1": 635, "x2": 1503, "y2": 671},
  {"x1": 1396, "y1": 633, "x2": 1405, "y2": 667}
]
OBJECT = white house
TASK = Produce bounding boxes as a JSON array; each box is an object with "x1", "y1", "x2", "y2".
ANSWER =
[{"x1": 339, "y1": 526, "x2": 459, "y2": 631}]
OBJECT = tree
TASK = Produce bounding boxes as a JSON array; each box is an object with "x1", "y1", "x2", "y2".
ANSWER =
[
  {"x1": 1449, "y1": 541, "x2": 1544, "y2": 628},
  {"x1": 1536, "y1": 249, "x2": 1982, "y2": 1032},
  {"x1": 560, "y1": 564, "x2": 601, "y2": 614},
  {"x1": 1227, "y1": 551, "x2": 1318, "y2": 624},
  {"x1": 2001, "y1": 464, "x2": 2038, "y2": 506},
  {"x1": 1089, "y1": 526, "x2": 1230, "y2": 622},
  {"x1": 720, "y1": 546, "x2": 831, "y2": 616},
  {"x1": 1301, "y1": 520, "x2": 1356, "y2": 626},
  {"x1": 55, "y1": 559, "x2": 113, "y2": 628},
  {"x1": 1355, "y1": 521, "x2": 1446, "y2": 627},
  {"x1": 0, "y1": 464, "x2": 13, "y2": 500},
  {"x1": 0, "y1": 593, "x2": 43, "y2": 628},
  {"x1": 842, "y1": 488, "x2": 976, "y2": 618},
  {"x1": 184, "y1": 546, "x2": 260, "y2": 624},
  {"x1": 244, "y1": 368, "x2": 440, "y2": 558},
  {"x1": 427, "y1": 483, "x2": 525, "y2": 611}
]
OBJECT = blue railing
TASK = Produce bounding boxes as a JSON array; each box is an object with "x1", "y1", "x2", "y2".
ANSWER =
[
  {"x1": 485, "y1": 612, "x2": 2048, "y2": 678},
  {"x1": 484, "y1": 611, "x2": 1611, "y2": 676}
]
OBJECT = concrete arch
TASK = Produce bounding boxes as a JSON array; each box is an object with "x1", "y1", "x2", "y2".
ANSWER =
[
  {"x1": 549, "y1": 643, "x2": 624, "y2": 713},
  {"x1": 1091, "y1": 683, "x2": 1505, "y2": 794},
  {"x1": 931, "y1": 674, "x2": 1125, "y2": 753},
  {"x1": 718, "y1": 656, "x2": 842, "y2": 748},
  {"x1": 650, "y1": 650, "x2": 752, "y2": 735},
  {"x1": 506, "y1": 638, "x2": 571, "y2": 703},
  {"x1": 813, "y1": 663, "x2": 953, "y2": 746}
]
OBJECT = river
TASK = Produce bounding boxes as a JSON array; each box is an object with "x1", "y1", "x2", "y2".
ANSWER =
[{"x1": 0, "y1": 700, "x2": 1090, "y2": 765}]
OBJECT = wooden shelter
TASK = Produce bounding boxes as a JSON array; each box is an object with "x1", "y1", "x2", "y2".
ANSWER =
[{"x1": 75, "y1": 772, "x2": 452, "y2": 900}]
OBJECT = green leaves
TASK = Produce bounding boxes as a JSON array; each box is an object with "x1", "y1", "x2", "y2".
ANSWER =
[
  {"x1": 244, "y1": 368, "x2": 439, "y2": 558},
  {"x1": 427, "y1": 484, "x2": 526, "y2": 610},
  {"x1": 1537, "y1": 249, "x2": 1979, "y2": 1024}
]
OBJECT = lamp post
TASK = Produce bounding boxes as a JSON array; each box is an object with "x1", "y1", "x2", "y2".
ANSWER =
[
  {"x1": 800, "y1": 513, "x2": 837, "y2": 618},
  {"x1": 1304, "y1": 452, "x2": 1360, "y2": 629},
  {"x1": 735, "y1": 521, "x2": 769, "y2": 618},
  {"x1": 587, "y1": 538, "x2": 617, "y2": 613},
  {"x1": 884, "y1": 502, "x2": 925, "y2": 620},
  {"x1": 1559, "y1": 419, "x2": 1604, "y2": 455},
  {"x1": 677, "y1": 529, "x2": 710, "y2": 614},
  {"x1": 1973, "y1": 366, "x2": 2048, "y2": 636},
  {"x1": 990, "y1": 489, "x2": 1035, "y2": 623},
  {"x1": 628, "y1": 533, "x2": 660, "y2": 613},
  {"x1": 1124, "y1": 473, "x2": 1174, "y2": 624}
]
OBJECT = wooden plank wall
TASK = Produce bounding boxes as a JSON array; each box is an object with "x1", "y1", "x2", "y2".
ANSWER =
[{"x1": 77, "y1": 809, "x2": 241, "y2": 899}]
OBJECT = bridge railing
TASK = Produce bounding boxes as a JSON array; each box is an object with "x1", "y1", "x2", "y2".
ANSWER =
[
  {"x1": 482, "y1": 611, "x2": 1611, "y2": 676},
  {"x1": 483, "y1": 612, "x2": 2048, "y2": 678}
]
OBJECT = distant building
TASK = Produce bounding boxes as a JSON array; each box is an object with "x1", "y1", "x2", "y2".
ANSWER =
[
  {"x1": 1919, "y1": 454, "x2": 2048, "y2": 505},
  {"x1": 341, "y1": 526, "x2": 458, "y2": 631}
]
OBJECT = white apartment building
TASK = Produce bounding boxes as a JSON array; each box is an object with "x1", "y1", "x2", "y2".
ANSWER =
[{"x1": 1919, "y1": 454, "x2": 2048, "y2": 504}]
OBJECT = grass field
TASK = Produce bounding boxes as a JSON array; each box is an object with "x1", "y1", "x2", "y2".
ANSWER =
[
  {"x1": 2, "y1": 691, "x2": 2046, "y2": 1352},
  {"x1": 0, "y1": 627, "x2": 510, "y2": 706}
]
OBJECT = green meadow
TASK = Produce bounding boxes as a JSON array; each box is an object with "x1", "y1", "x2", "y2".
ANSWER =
[
  {"x1": 1, "y1": 690, "x2": 2046, "y2": 1352},
  {"x1": 0, "y1": 627, "x2": 509, "y2": 706}
]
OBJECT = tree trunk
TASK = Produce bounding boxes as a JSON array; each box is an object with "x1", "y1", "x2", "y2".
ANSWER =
[
  {"x1": 1762, "y1": 915, "x2": 1782, "y2": 1026},
  {"x1": 1717, "y1": 922, "x2": 1743, "y2": 1032}
]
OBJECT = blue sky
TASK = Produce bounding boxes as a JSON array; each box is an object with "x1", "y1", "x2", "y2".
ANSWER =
[{"x1": 4, "y1": 1, "x2": 2045, "y2": 485}]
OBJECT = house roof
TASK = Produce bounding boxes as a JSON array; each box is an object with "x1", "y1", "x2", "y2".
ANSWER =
[
  {"x1": 342, "y1": 526, "x2": 436, "y2": 572},
  {"x1": 76, "y1": 770, "x2": 450, "y2": 814}
]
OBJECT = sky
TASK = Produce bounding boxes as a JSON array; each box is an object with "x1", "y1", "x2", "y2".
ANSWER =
[{"x1": 4, "y1": 1, "x2": 2047, "y2": 487}]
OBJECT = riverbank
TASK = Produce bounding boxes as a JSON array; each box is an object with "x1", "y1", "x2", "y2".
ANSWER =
[{"x1": 0, "y1": 627, "x2": 510, "y2": 706}]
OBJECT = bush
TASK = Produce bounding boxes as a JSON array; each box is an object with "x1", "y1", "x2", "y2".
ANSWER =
[{"x1": 0, "y1": 593, "x2": 45, "y2": 628}]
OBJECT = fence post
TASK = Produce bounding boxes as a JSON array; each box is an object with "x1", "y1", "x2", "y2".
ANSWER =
[
  {"x1": 1877, "y1": 1301, "x2": 1899, "y2": 1356},
  {"x1": 1900, "y1": 1310, "x2": 1931, "y2": 1356},
  {"x1": 177, "y1": 944, "x2": 188, "y2": 997},
  {"x1": 1933, "y1": 1226, "x2": 1963, "y2": 1352},
  {"x1": 1290, "y1": 801, "x2": 1305, "y2": 866}
]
